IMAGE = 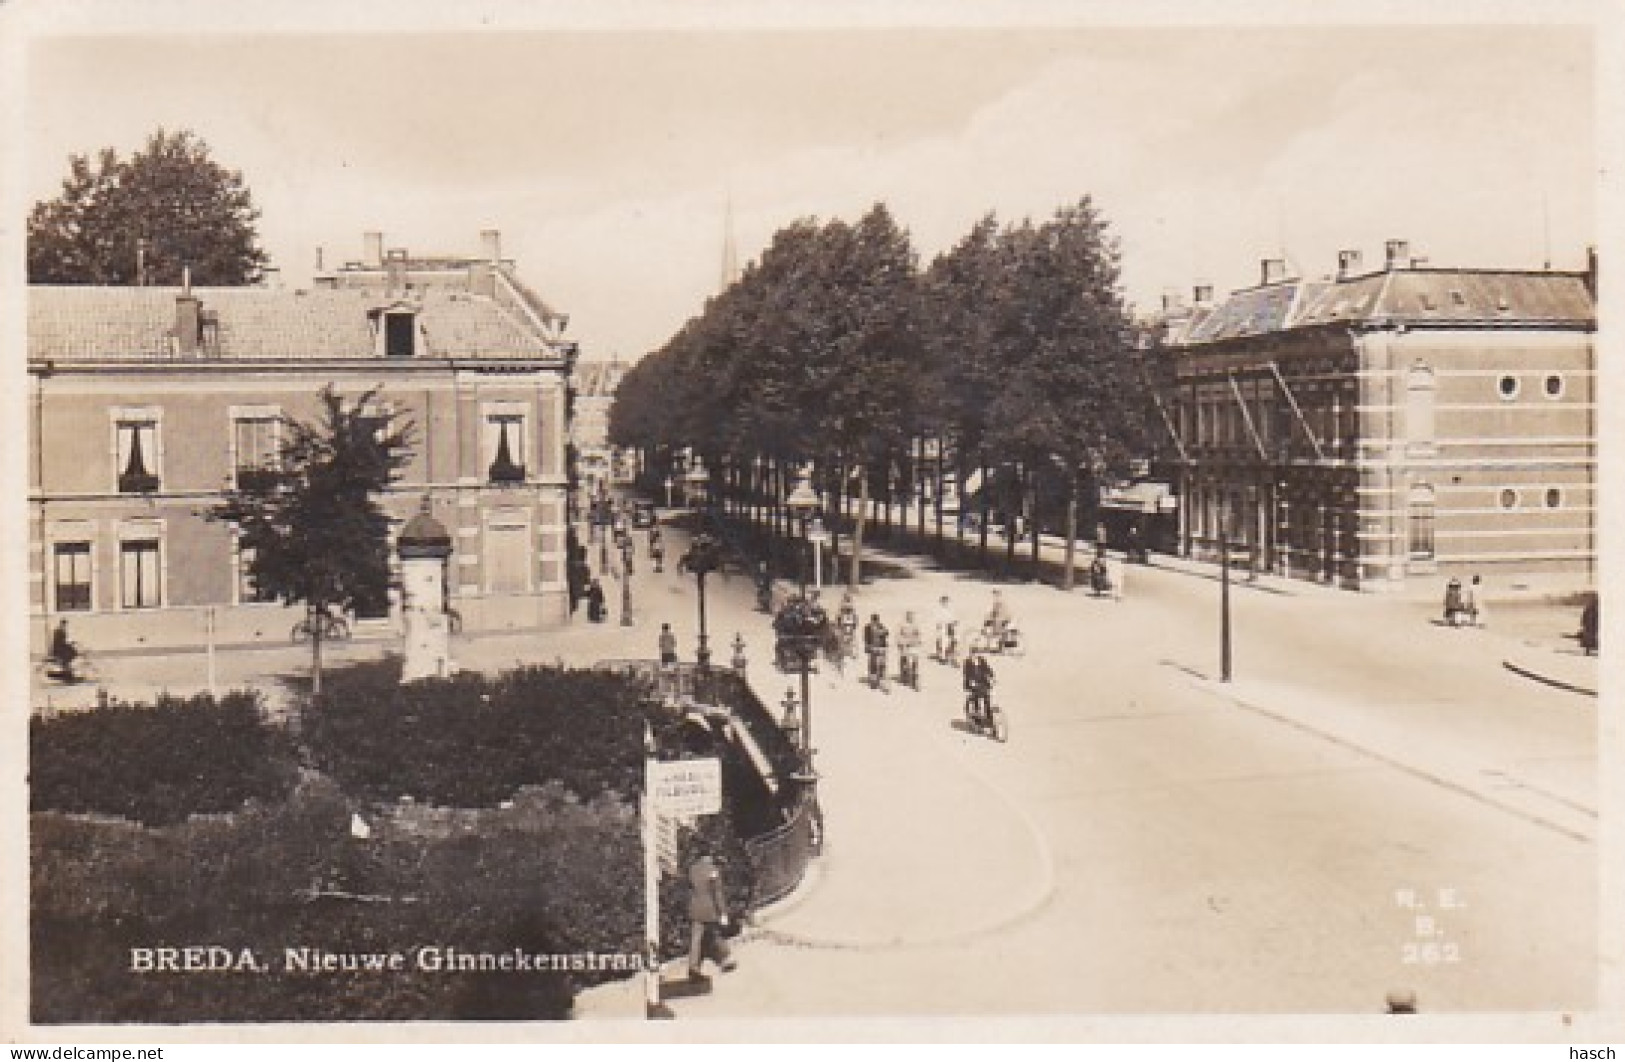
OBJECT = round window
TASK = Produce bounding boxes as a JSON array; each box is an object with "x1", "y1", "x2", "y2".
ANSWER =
[
  {"x1": 1499, "y1": 488, "x2": 1519, "y2": 510},
  {"x1": 1498, "y1": 375, "x2": 1521, "y2": 400},
  {"x1": 1545, "y1": 488, "x2": 1562, "y2": 509},
  {"x1": 1544, "y1": 374, "x2": 1565, "y2": 399}
]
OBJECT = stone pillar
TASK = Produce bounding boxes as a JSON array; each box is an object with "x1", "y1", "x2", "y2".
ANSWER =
[{"x1": 399, "y1": 502, "x2": 455, "y2": 682}]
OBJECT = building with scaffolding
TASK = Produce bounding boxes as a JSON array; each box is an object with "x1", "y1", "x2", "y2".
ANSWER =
[{"x1": 1156, "y1": 241, "x2": 1596, "y2": 591}]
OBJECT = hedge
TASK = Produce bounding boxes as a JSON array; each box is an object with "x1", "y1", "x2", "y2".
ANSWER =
[{"x1": 30, "y1": 691, "x2": 295, "y2": 827}]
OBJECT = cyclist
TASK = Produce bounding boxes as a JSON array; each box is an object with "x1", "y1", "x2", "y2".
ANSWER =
[
  {"x1": 836, "y1": 593, "x2": 859, "y2": 658},
  {"x1": 862, "y1": 613, "x2": 890, "y2": 691},
  {"x1": 48, "y1": 619, "x2": 81, "y2": 680},
  {"x1": 934, "y1": 594, "x2": 959, "y2": 664},
  {"x1": 755, "y1": 562, "x2": 774, "y2": 611},
  {"x1": 896, "y1": 610, "x2": 922, "y2": 688},
  {"x1": 962, "y1": 650, "x2": 995, "y2": 728}
]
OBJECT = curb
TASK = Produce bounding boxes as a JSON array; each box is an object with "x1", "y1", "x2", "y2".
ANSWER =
[{"x1": 1501, "y1": 656, "x2": 1597, "y2": 698}]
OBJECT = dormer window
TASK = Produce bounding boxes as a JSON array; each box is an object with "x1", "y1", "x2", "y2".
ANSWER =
[{"x1": 384, "y1": 311, "x2": 417, "y2": 357}]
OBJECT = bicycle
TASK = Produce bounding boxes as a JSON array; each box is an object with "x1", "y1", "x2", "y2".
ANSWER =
[
  {"x1": 897, "y1": 647, "x2": 921, "y2": 690},
  {"x1": 291, "y1": 611, "x2": 352, "y2": 644},
  {"x1": 865, "y1": 648, "x2": 889, "y2": 692},
  {"x1": 39, "y1": 647, "x2": 98, "y2": 685},
  {"x1": 963, "y1": 689, "x2": 1008, "y2": 742}
]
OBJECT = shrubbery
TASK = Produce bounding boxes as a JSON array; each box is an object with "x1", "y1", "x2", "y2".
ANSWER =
[
  {"x1": 302, "y1": 661, "x2": 652, "y2": 806},
  {"x1": 30, "y1": 691, "x2": 295, "y2": 827},
  {"x1": 31, "y1": 661, "x2": 780, "y2": 1022}
]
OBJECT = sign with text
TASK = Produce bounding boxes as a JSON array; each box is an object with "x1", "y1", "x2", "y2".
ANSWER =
[{"x1": 649, "y1": 758, "x2": 722, "y2": 818}]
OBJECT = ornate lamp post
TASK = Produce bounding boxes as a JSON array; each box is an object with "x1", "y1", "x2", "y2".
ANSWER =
[
  {"x1": 773, "y1": 592, "x2": 829, "y2": 798},
  {"x1": 619, "y1": 534, "x2": 635, "y2": 627},
  {"x1": 785, "y1": 468, "x2": 820, "y2": 592},
  {"x1": 681, "y1": 532, "x2": 722, "y2": 675}
]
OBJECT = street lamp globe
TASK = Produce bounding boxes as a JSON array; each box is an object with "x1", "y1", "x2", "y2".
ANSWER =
[{"x1": 786, "y1": 472, "x2": 819, "y2": 518}]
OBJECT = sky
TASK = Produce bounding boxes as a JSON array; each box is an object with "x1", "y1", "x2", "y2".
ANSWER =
[{"x1": 13, "y1": 5, "x2": 1601, "y2": 362}]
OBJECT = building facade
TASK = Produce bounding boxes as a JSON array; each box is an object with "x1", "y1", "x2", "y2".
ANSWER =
[
  {"x1": 570, "y1": 358, "x2": 633, "y2": 491},
  {"x1": 28, "y1": 230, "x2": 580, "y2": 653},
  {"x1": 1160, "y1": 242, "x2": 1596, "y2": 591}
]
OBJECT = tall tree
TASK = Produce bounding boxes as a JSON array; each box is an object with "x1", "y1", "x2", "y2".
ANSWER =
[
  {"x1": 210, "y1": 387, "x2": 414, "y2": 694},
  {"x1": 985, "y1": 198, "x2": 1147, "y2": 587},
  {"x1": 29, "y1": 128, "x2": 269, "y2": 286},
  {"x1": 800, "y1": 205, "x2": 923, "y2": 589}
]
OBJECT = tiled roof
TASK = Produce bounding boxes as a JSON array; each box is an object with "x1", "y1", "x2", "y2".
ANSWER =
[
  {"x1": 1184, "y1": 282, "x2": 1301, "y2": 343},
  {"x1": 1179, "y1": 268, "x2": 1593, "y2": 347},
  {"x1": 29, "y1": 285, "x2": 560, "y2": 363}
]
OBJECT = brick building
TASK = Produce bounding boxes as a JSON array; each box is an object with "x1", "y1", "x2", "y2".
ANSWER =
[
  {"x1": 1159, "y1": 241, "x2": 1596, "y2": 591},
  {"x1": 28, "y1": 230, "x2": 580, "y2": 653}
]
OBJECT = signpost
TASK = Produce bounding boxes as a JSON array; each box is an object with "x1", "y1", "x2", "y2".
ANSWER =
[{"x1": 643, "y1": 753, "x2": 723, "y2": 1017}]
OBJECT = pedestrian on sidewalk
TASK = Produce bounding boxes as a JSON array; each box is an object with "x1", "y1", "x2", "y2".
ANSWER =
[
  {"x1": 1467, "y1": 574, "x2": 1486, "y2": 628},
  {"x1": 686, "y1": 849, "x2": 736, "y2": 981},
  {"x1": 587, "y1": 579, "x2": 607, "y2": 623},
  {"x1": 659, "y1": 623, "x2": 678, "y2": 666}
]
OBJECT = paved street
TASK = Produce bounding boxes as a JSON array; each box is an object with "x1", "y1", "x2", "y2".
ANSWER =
[
  {"x1": 36, "y1": 510, "x2": 1599, "y2": 1020},
  {"x1": 579, "y1": 515, "x2": 1597, "y2": 1020}
]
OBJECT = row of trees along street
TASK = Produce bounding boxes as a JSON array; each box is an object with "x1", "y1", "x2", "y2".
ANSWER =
[{"x1": 609, "y1": 199, "x2": 1160, "y2": 590}]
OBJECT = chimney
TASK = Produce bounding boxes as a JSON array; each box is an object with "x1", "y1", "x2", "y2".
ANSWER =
[
  {"x1": 176, "y1": 267, "x2": 202, "y2": 355},
  {"x1": 1161, "y1": 287, "x2": 1182, "y2": 313},
  {"x1": 480, "y1": 228, "x2": 502, "y2": 263},
  {"x1": 1385, "y1": 239, "x2": 1410, "y2": 271},
  {"x1": 1336, "y1": 249, "x2": 1363, "y2": 280},
  {"x1": 364, "y1": 231, "x2": 384, "y2": 269},
  {"x1": 1260, "y1": 258, "x2": 1287, "y2": 286},
  {"x1": 1193, "y1": 281, "x2": 1215, "y2": 307},
  {"x1": 385, "y1": 247, "x2": 408, "y2": 293}
]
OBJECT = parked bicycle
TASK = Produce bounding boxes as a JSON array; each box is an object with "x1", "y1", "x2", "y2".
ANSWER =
[{"x1": 291, "y1": 610, "x2": 352, "y2": 644}]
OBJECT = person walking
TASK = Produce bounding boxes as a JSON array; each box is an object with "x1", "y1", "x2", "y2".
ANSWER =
[
  {"x1": 686, "y1": 849, "x2": 736, "y2": 981},
  {"x1": 1467, "y1": 574, "x2": 1486, "y2": 628},
  {"x1": 649, "y1": 526, "x2": 665, "y2": 572},
  {"x1": 659, "y1": 623, "x2": 678, "y2": 666}
]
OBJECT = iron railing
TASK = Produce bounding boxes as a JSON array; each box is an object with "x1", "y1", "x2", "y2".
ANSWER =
[{"x1": 744, "y1": 790, "x2": 821, "y2": 908}]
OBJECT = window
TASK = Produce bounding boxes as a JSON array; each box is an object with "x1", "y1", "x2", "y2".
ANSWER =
[
  {"x1": 53, "y1": 542, "x2": 92, "y2": 612},
  {"x1": 1499, "y1": 488, "x2": 1519, "y2": 510},
  {"x1": 116, "y1": 419, "x2": 160, "y2": 493},
  {"x1": 1405, "y1": 363, "x2": 1436, "y2": 450},
  {"x1": 120, "y1": 539, "x2": 161, "y2": 609},
  {"x1": 233, "y1": 416, "x2": 279, "y2": 491},
  {"x1": 236, "y1": 544, "x2": 275, "y2": 604},
  {"x1": 1407, "y1": 486, "x2": 1435, "y2": 561},
  {"x1": 1498, "y1": 375, "x2": 1520, "y2": 401},
  {"x1": 1545, "y1": 488, "x2": 1563, "y2": 509},
  {"x1": 1544, "y1": 374, "x2": 1565, "y2": 399},
  {"x1": 484, "y1": 408, "x2": 529, "y2": 484},
  {"x1": 384, "y1": 312, "x2": 416, "y2": 357}
]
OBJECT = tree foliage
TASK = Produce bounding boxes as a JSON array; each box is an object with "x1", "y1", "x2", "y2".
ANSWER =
[
  {"x1": 210, "y1": 386, "x2": 413, "y2": 691},
  {"x1": 29, "y1": 128, "x2": 269, "y2": 286},
  {"x1": 613, "y1": 194, "x2": 1150, "y2": 585}
]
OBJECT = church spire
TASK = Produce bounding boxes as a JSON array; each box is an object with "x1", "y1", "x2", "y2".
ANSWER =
[{"x1": 720, "y1": 197, "x2": 739, "y2": 293}]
